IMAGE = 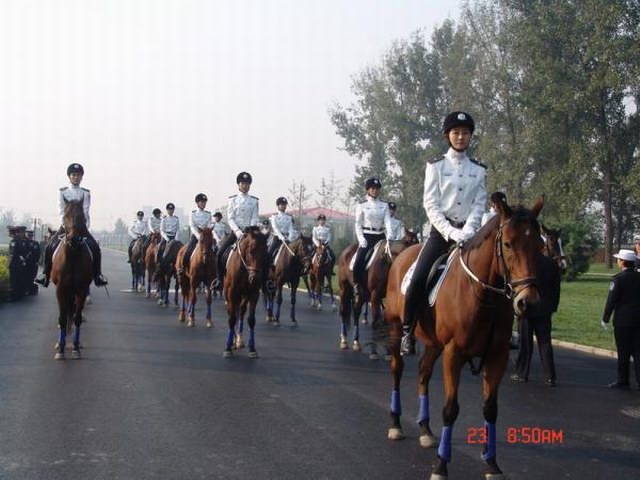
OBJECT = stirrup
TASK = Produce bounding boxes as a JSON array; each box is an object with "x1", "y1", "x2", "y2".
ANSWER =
[
  {"x1": 94, "y1": 274, "x2": 108, "y2": 287},
  {"x1": 35, "y1": 274, "x2": 50, "y2": 288}
]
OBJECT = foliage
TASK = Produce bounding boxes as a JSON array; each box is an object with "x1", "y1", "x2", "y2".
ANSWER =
[
  {"x1": 0, "y1": 254, "x2": 9, "y2": 303},
  {"x1": 554, "y1": 213, "x2": 602, "y2": 281}
]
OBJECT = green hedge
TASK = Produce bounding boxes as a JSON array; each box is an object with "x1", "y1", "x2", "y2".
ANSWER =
[{"x1": 0, "y1": 254, "x2": 9, "y2": 303}]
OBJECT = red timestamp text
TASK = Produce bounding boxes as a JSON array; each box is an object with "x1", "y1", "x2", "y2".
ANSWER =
[{"x1": 467, "y1": 426, "x2": 564, "y2": 445}]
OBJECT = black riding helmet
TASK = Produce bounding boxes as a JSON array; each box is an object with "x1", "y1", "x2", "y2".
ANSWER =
[
  {"x1": 195, "y1": 193, "x2": 207, "y2": 203},
  {"x1": 136, "y1": 210, "x2": 144, "y2": 217},
  {"x1": 152, "y1": 208, "x2": 162, "y2": 216},
  {"x1": 317, "y1": 214, "x2": 326, "y2": 221},
  {"x1": 443, "y1": 111, "x2": 475, "y2": 135},
  {"x1": 213, "y1": 212, "x2": 222, "y2": 219},
  {"x1": 236, "y1": 172, "x2": 252, "y2": 184},
  {"x1": 365, "y1": 177, "x2": 382, "y2": 190},
  {"x1": 67, "y1": 163, "x2": 84, "y2": 176},
  {"x1": 276, "y1": 197, "x2": 288, "y2": 206},
  {"x1": 166, "y1": 202, "x2": 175, "y2": 210},
  {"x1": 388, "y1": 202, "x2": 397, "y2": 210}
]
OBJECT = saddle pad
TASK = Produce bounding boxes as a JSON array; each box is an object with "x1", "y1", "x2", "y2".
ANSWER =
[
  {"x1": 225, "y1": 242, "x2": 238, "y2": 269},
  {"x1": 273, "y1": 244, "x2": 285, "y2": 266},
  {"x1": 349, "y1": 240, "x2": 384, "y2": 272},
  {"x1": 52, "y1": 238, "x2": 93, "y2": 262},
  {"x1": 428, "y1": 250, "x2": 456, "y2": 307}
]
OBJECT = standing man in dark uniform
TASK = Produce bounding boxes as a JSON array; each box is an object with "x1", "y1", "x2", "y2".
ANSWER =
[
  {"x1": 601, "y1": 249, "x2": 640, "y2": 390},
  {"x1": 511, "y1": 252, "x2": 561, "y2": 386},
  {"x1": 24, "y1": 230, "x2": 41, "y2": 291},
  {"x1": 8, "y1": 226, "x2": 28, "y2": 299}
]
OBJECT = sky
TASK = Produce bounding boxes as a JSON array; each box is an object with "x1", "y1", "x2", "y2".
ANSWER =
[{"x1": 0, "y1": 0, "x2": 462, "y2": 231}]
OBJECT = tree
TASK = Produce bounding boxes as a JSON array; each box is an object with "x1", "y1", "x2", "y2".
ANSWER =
[
  {"x1": 288, "y1": 180, "x2": 311, "y2": 225},
  {"x1": 316, "y1": 171, "x2": 341, "y2": 212},
  {"x1": 114, "y1": 218, "x2": 128, "y2": 235}
]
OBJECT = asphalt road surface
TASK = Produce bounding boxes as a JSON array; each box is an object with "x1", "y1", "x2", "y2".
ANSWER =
[{"x1": 0, "y1": 250, "x2": 638, "y2": 479}]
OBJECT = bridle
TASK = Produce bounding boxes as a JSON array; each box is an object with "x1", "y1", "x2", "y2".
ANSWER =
[
  {"x1": 459, "y1": 220, "x2": 538, "y2": 300},
  {"x1": 235, "y1": 233, "x2": 262, "y2": 278}
]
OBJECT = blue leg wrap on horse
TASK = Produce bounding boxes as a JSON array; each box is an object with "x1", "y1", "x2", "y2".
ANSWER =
[
  {"x1": 74, "y1": 325, "x2": 81, "y2": 347},
  {"x1": 417, "y1": 394, "x2": 429, "y2": 424},
  {"x1": 226, "y1": 329, "x2": 235, "y2": 348},
  {"x1": 58, "y1": 329, "x2": 66, "y2": 349},
  {"x1": 249, "y1": 329, "x2": 255, "y2": 349},
  {"x1": 390, "y1": 389, "x2": 401, "y2": 416},
  {"x1": 437, "y1": 425, "x2": 453, "y2": 462},
  {"x1": 341, "y1": 322, "x2": 348, "y2": 337},
  {"x1": 481, "y1": 421, "x2": 497, "y2": 461}
]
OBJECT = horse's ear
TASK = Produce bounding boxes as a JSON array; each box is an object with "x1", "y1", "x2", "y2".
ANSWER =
[
  {"x1": 531, "y1": 195, "x2": 544, "y2": 218},
  {"x1": 541, "y1": 222, "x2": 549, "y2": 234},
  {"x1": 197, "y1": 227, "x2": 203, "y2": 233}
]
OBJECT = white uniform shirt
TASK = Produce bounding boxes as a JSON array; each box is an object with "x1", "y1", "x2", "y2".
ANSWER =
[
  {"x1": 213, "y1": 220, "x2": 230, "y2": 243},
  {"x1": 388, "y1": 217, "x2": 405, "y2": 241},
  {"x1": 354, "y1": 195, "x2": 393, "y2": 246},
  {"x1": 160, "y1": 215, "x2": 180, "y2": 241},
  {"x1": 148, "y1": 216, "x2": 162, "y2": 233},
  {"x1": 129, "y1": 219, "x2": 148, "y2": 239},
  {"x1": 58, "y1": 184, "x2": 91, "y2": 229},
  {"x1": 227, "y1": 193, "x2": 259, "y2": 236},
  {"x1": 312, "y1": 225, "x2": 331, "y2": 246},
  {"x1": 189, "y1": 208, "x2": 212, "y2": 239},
  {"x1": 423, "y1": 147, "x2": 487, "y2": 240},
  {"x1": 270, "y1": 212, "x2": 294, "y2": 242}
]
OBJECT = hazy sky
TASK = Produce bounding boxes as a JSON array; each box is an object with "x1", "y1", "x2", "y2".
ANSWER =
[{"x1": 0, "y1": 0, "x2": 462, "y2": 230}]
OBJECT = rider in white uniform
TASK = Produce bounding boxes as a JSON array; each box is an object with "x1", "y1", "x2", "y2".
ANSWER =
[
  {"x1": 158, "y1": 202, "x2": 180, "y2": 263},
  {"x1": 401, "y1": 111, "x2": 487, "y2": 355},
  {"x1": 181, "y1": 193, "x2": 213, "y2": 271},
  {"x1": 388, "y1": 202, "x2": 405, "y2": 241},
  {"x1": 312, "y1": 214, "x2": 333, "y2": 263},
  {"x1": 212, "y1": 211, "x2": 230, "y2": 245},
  {"x1": 352, "y1": 177, "x2": 393, "y2": 300},
  {"x1": 127, "y1": 211, "x2": 148, "y2": 263},
  {"x1": 268, "y1": 197, "x2": 295, "y2": 265}
]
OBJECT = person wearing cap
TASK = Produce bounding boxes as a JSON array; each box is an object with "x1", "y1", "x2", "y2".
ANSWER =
[
  {"x1": 511, "y1": 248, "x2": 561, "y2": 386},
  {"x1": 387, "y1": 202, "x2": 405, "y2": 241},
  {"x1": 353, "y1": 177, "x2": 393, "y2": 300},
  {"x1": 312, "y1": 214, "x2": 332, "y2": 261},
  {"x1": 127, "y1": 211, "x2": 148, "y2": 263},
  {"x1": 23, "y1": 230, "x2": 41, "y2": 287},
  {"x1": 181, "y1": 193, "x2": 213, "y2": 272},
  {"x1": 157, "y1": 203, "x2": 179, "y2": 264},
  {"x1": 212, "y1": 212, "x2": 230, "y2": 245},
  {"x1": 9, "y1": 226, "x2": 29, "y2": 297},
  {"x1": 35, "y1": 163, "x2": 108, "y2": 287},
  {"x1": 400, "y1": 111, "x2": 487, "y2": 355},
  {"x1": 268, "y1": 197, "x2": 294, "y2": 266},
  {"x1": 144, "y1": 208, "x2": 163, "y2": 250},
  {"x1": 212, "y1": 172, "x2": 260, "y2": 289},
  {"x1": 481, "y1": 192, "x2": 507, "y2": 227},
  {"x1": 601, "y1": 249, "x2": 640, "y2": 390}
]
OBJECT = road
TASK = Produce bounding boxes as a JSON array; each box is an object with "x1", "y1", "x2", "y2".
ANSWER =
[{"x1": 0, "y1": 250, "x2": 638, "y2": 479}]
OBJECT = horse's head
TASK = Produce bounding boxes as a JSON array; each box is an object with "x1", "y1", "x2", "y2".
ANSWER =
[
  {"x1": 401, "y1": 228, "x2": 419, "y2": 246},
  {"x1": 197, "y1": 227, "x2": 214, "y2": 262},
  {"x1": 491, "y1": 196, "x2": 544, "y2": 316},
  {"x1": 292, "y1": 234, "x2": 314, "y2": 270},
  {"x1": 63, "y1": 200, "x2": 88, "y2": 244},
  {"x1": 240, "y1": 226, "x2": 268, "y2": 285},
  {"x1": 541, "y1": 224, "x2": 567, "y2": 274},
  {"x1": 150, "y1": 231, "x2": 162, "y2": 244}
]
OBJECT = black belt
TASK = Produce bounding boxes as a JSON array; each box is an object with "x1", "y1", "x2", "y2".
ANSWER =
[
  {"x1": 363, "y1": 228, "x2": 384, "y2": 233},
  {"x1": 446, "y1": 217, "x2": 465, "y2": 229}
]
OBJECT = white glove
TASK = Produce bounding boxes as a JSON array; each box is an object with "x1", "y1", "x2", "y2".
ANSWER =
[
  {"x1": 235, "y1": 231, "x2": 244, "y2": 241},
  {"x1": 359, "y1": 240, "x2": 368, "y2": 248},
  {"x1": 460, "y1": 227, "x2": 475, "y2": 242},
  {"x1": 600, "y1": 320, "x2": 608, "y2": 330},
  {"x1": 449, "y1": 229, "x2": 465, "y2": 244}
]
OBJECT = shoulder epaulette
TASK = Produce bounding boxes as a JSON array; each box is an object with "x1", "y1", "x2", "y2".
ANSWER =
[
  {"x1": 81, "y1": 187, "x2": 90, "y2": 192},
  {"x1": 192, "y1": 209, "x2": 197, "y2": 213},
  {"x1": 229, "y1": 194, "x2": 237, "y2": 199},
  {"x1": 470, "y1": 158, "x2": 487, "y2": 169},
  {"x1": 204, "y1": 210, "x2": 211, "y2": 214},
  {"x1": 60, "y1": 187, "x2": 68, "y2": 191},
  {"x1": 427, "y1": 156, "x2": 445, "y2": 164},
  {"x1": 251, "y1": 195, "x2": 259, "y2": 200}
]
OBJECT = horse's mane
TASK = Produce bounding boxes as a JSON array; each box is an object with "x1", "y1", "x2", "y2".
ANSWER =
[
  {"x1": 64, "y1": 201, "x2": 89, "y2": 236},
  {"x1": 462, "y1": 205, "x2": 540, "y2": 253}
]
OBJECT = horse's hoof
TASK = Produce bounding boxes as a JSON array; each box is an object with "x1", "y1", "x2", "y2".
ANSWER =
[
  {"x1": 485, "y1": 475, "x2": 504, "y2": 480},
  {"x1": 384, "y1": 354, "x2": 392, "y2": 362},
  {"x1": 316, "y1": 304, "x2": 322, "y2": 311},
  {"x1": 178, "y1": 312, "x2": 185, "y2": 322},
  {"x1": 430, "y1": 475, "x2": 447, "y2": 480},
  {"x1": 235, "y1": 338, "x2": 245, "y2": 349},
  {"x1": 369, "y1": 352, "x2": 380, "y2": 361},
  {"x1": 54, "y1": 352, "x2": 65, "y2": 361},
  {"x1": 361, "y1": 319, "x2": 368, "y2": 325},
  {"x1": 353, "y1": 341, "x2": 361, "y2": 352},
  {"x1": 145, "y1": 293, "x2": 150, "y2": 299},
  {"x1": 291, "y1": 320, "x2": 298, "y2": 328},
  {"x1": 249, "y1": 351, "x2": 259, "y2": 359},
  {"x1": 187, "y1": 320, "x2": 195, "y2": 328},
  {"x1": 53, "y1": 342, "x2": 60, "y2": 351},
  {"x1": 340, "y1": 341, "x2": 349, "y2": 350},
  {"x1": 331, "y1": 304, "x2": 337, "y2": 312},
  {"x1": 223, "y1": 350, "x2": 233, "y2": 358},
  {"x1": 419, "y1": 433, "x2": 438, "y2": 448},
  {"x1": 265, "y1": 316, "x2": 271, "y2": 323},
  {"x1": 85, "y1": 296, "x2": 92, "y2": 305},
  {"x1": 71, "y1": 349, "x2": 82, "y2": 360},
  {"x1": 206, "y1": 320, "x2": 213, "y2": 328},
  {"x1": 387, "y1": 427, "x2": 404, "y2": 440},
  {"x1": 273, "y1": 321, "x2": 281, "y2": 327}
]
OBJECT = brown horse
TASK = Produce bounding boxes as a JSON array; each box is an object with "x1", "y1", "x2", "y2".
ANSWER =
[
  {"x1": 384, "y1": 198, "x2": 543, "y2": 480},
  {"x1": 176, "y1": 228, "x2": 216, "y2": 328},
  {"x1": 130, "y1": 235, "x2": 146, "y2": 292},
  {"x1": 337, "y1": 230, "x2": 419, "y2": 356},
  {"x1": 51, "y1": 201, "x2": 93, "y2": 360},
  {"x1": 223, "y1": 226, "x2": 268, "y2": 358},
  {"x1": 541, "y1": 223, "x2": 567, "y2": 274},
  {"x1": 144, "y1": 231, "x2": 162, "y2": 299},
  {"x1": 156, "y1": 239, "x2": 183, "y2": 308},
  {"x1": 308, "y1": 242, "x2": 336, "y2": 311},
  {"x1": 264, "y1": 234, "x2": 314, "y2": 327}
]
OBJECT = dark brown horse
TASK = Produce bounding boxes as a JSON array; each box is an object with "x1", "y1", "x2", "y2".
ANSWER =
[
  {"x1": 176, "y1": 228, "x2": 216, "y2": 328},
  {"x1": 541, "y1": 223, "x2": 567, "y2": 274},
  {"x1": 130, "y1": 235, "x2": 146, "y2": 292},
  {"x1": 337, "y1": 230, "x2": 419, "y2": 357},
  {"x1": 223, "y1": 226, "x2": 268, "y2": 358},
  {"x1": 309, "y1": 242, "x2": 336, "y2": 311},
  {"x1": 144, "y1": 231, "x2": 162, "y2": 299},
  {"x1": 384, "y1": 198, "x2": 543, "y2": 480},
  {"x1": 264, "y1": 234, "x2": 314, "y2": 326},
  {"x1": 156, "y1": 239, "x2": 183, "y2": 308},
  {"x1": 51, "y1": 201, "x2": 93, "y2": 360}
]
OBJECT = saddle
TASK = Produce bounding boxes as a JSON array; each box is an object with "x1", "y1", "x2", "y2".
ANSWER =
[
  {"x1": 348, "y1": 240, "x2": 385, "y2": 272},
  {"x1": 401, "y1": 249, "x2": 456, "y2": 307}
]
